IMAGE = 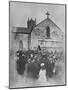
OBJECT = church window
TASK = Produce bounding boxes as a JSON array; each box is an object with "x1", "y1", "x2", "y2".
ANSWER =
[{"x1": 46, "y1": 26, "x2": 50, "y2": 38}]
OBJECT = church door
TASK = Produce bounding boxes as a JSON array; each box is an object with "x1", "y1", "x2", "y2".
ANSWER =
[{"x1": 19, "y1": 40, "x2": 23, "y2": 50}]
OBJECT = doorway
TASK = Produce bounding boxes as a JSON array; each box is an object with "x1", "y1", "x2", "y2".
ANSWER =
[{"x1": 19, "y1": 40, "x2": 23, "y2": 50}]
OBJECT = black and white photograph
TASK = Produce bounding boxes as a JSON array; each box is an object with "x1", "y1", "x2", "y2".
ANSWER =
[{"x1": 9, "y1": 1, "x2": 66, "y2": 88}]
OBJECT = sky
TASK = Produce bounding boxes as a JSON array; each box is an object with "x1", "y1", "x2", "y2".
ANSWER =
[{"x1": 10, "y1": 1, "x2": 65, "y2": 32}]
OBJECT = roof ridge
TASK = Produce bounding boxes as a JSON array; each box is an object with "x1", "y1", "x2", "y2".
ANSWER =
[
  {"x1": 48, "y1": 18, "x2": 62, "y2": 31},
  {"x1": 35, "y1": 17, "x2": 62, "y2": 32},
  {"x1": 36, "y1": 18, "x2": 48, "y2": 27}
]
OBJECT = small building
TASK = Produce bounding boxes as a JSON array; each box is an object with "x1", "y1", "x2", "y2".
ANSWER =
[{"x1": 13, "y1": 18, "x2": 36, "y2": 51}]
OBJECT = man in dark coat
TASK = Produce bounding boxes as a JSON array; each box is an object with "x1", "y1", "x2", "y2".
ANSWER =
[{"x1": 16, "y1": 50, "x2": 27, "y2": 75}]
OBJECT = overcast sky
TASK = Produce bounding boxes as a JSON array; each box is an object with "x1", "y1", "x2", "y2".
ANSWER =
[{"x1": 10, "y1": 2, "x2": 65, "y2": 32}]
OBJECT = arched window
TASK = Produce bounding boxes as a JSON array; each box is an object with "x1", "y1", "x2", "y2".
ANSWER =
[{"x1": 46, "y1": 26, "x2": 50, "y2": 38}]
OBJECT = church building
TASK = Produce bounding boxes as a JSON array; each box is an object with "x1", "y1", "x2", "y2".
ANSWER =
[{"x1": 13, "y1": 12, "x2": 64, "y2": 52}]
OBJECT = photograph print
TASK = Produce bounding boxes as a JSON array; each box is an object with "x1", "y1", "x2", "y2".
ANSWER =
[{"x1": 9, "y1": 1, "x2": 66, "y2": 88}]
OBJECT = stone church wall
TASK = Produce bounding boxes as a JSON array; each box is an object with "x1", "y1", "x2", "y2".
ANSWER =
[{"x1": 10, "y1": 33, "x2": 28, "y2": 53}]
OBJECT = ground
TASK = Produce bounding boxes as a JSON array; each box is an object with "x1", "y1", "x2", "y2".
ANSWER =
[{"x1": 9, "y1": 50, "x2": 65, "y2": 88}]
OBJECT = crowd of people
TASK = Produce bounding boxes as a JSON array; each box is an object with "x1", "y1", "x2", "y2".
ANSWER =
[{"x1": 16, "y1": 48, "x2": 64, "y2": 79}]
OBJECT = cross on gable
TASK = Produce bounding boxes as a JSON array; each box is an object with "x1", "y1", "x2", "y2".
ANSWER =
[{"x1": 46, "y1": 12, "x2": 50, "y2": 18}]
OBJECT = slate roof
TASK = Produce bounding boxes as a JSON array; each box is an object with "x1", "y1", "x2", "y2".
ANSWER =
[
  {"x1": 13, "y1": 17, "x2": 62, "y2": 34},
  {"x1": 13, "y1": 27, "x2": 31, "y2": 34},
  {"x1": 35, "y1": 17, "x2": 62, "y2": 31}
]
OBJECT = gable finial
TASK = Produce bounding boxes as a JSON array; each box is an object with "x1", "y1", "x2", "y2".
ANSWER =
[{"x1": 46, "y1": 12, "x2": 50, "y2": 18}]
